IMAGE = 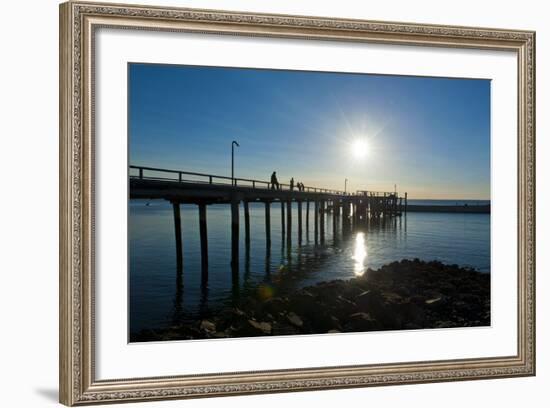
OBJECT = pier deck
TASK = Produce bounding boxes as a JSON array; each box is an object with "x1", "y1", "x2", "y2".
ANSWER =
[{"x1": 130, "y1": 178, "x2": 351, "y2": 203}]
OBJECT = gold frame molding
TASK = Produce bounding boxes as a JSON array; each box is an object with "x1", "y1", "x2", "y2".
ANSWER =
[{"x1": 59, "y1": 1, "x2": 536, "y2": 405}]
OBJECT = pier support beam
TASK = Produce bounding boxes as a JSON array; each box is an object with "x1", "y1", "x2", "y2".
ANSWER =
[
  {"x1": 342, "y1": 201, "x2": 350, "y2": 234},
  {"x1": 297, "y1": 201, "x2": 303, "y2": 245},
  {"x1": 281, "y1": 201, "x2": 285, "y2": 246},
  {"x1": 265, "y1": 201, "x2": 271, "y2": 255},
  {"x1": 198, "y1": 203, "x2": 208, "y2": 283},
  {"x1": 306, "y1": 200, "x2": 310, "y2": 240},
  {"x1": 314, "y1": 200, "x2": 319, "y2": 245},
  {"x1": 231, "y1": 198, "x2": 239, "y2": 273},
  {"x1": 244, "y1": 200, "x2": 250, "y2": 252},
  {"x1": 332, "y1": 201, "x2": 337, "y2": 237},
  {"x1": 342, "y1": 201, "x2": 349, "y2": 219},
  {"x1": 286, "y1": 200, "x2": 292, "y2": 247},
  {"x1": 320, "y1": 200, "x2": 325, "y2": 243},
  {"x1": 172, "y1": 201, "x2": 183, "y2": 273}
]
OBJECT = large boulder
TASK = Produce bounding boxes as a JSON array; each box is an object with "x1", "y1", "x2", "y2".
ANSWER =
[
  {"x1": 391, "y1": 301, "x2": 426, "y2": 328},
  {"x1": 307, "y1": 311, "x2": 341, "y2": 333},
  {"x1": 199, "y1": 320, "x2": 216, "y2": 333},
  {"x1": 247, "y1": 320, "x2": 272, "y2": 335},
  {"x1": 356, "y1": 290, "x2": 385, "y2": 314},
  {"x1": 262, "y1": 297, "x2": 288, "y2": 315},
  {"x1": 310, "y1": 281, "x2": 347, "y2": 303},
  {"x1": 216, "y1": 308, "x2": 249, "y2": 331},
  {"x1": 287, "y1": 291, "x2": 318, "y2": 318},
  {"x1": 286, "y1": 312, "x2": 304, "y2": 328},
  {"x1": 355, "y1": 290, "x2": 397, "y2": 327},
  {"x1": 272, "y1": 320, "x2": 300, "y2": 336},
  {"x1": 343, "y1": 312, "x2": 378, "y2": 332},
  {"x1": 328, "y1": 295, "x2": 358, "y2": 321},
  {"x1": 230, "y1": 319, "x2": 272, "y2": 337}
]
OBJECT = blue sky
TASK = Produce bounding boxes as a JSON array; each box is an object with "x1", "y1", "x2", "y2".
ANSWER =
[{"x1": 129, "y1": 63, "x2": 490, "y2": 199}]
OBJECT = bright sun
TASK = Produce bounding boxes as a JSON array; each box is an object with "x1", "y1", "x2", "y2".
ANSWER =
[{"x1": 351, "y1": 139, "x2": 369, "y2": 159}]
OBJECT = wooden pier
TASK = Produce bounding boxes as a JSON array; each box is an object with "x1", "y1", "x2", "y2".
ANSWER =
[{"x1": 129, "y1": 165, "x2": 407, "y2": 282}]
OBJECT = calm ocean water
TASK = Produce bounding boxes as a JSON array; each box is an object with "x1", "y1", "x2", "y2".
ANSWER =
[{"x1": 129, "y1": 199, "x2": 490, "y2": 334}]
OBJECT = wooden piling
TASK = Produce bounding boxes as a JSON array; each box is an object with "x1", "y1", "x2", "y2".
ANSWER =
[
  {"x1": 320, "y1": 200, "x2": 325, "y2": 243},
  {"x1": 244, "y1": 200, "x2": 250, "y2": 252},
  {"x1": 172, "y1": 201, "x2": 183, "y2": 273},
  {"x1": 332, "y1": 201, "x2": 337, "y2": 236},
  {"x1": 286, "y1": 200, "x2": 292, "y2": 246},
  {"x1": 297, "y1": 201, "x2": 303, "y2": 245},
  {"x1": 198, "y1": 203, "x2": 208, "y2": 282},
  {"x1": 265, "y1": 201, "x2": 271, "y2": 253},
  {"x1": 341, "y1": 200, "x2": 347, "y2": 220},
  {"x1": 342, "y1": 200, "x2": 351, "y2": 233},
  {"x1": 306, "y1": 200, "x2": 310, "y2": 239},
  {"x1": 281, "y1": 201, "x2": 285, "y2": 245},
  {"x1": 314, "y1": 200, "x2": 319, "y2": 244},
  {"x1": 405, "y1": 192, "x2": 408, "y2": 214},
  {"x1": 231, "y1": 198, "x2": 239, "y2": 271}
]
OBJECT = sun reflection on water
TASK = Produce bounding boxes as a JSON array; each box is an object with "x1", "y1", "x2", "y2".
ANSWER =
[{"x1": 352, "y1": 232, "x2": 368, "y2": 276}]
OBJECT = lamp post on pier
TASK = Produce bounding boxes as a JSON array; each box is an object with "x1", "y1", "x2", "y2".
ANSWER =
[{"x1": 231, "y1": 140, "x2": 239, "y2": 186}]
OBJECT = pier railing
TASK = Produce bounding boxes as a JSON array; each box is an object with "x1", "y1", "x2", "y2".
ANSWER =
[
  {"x1": 129, "y1": 165, "x2": 349, "y2": 195},
  {"x1": 357, "y1": 190, "x2": 399, "y2": 197}
]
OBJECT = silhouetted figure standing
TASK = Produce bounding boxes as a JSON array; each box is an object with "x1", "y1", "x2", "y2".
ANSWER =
[
  {"x1": 290, "y1": 177, "x2": 295, "y2": 191},
  {"x1": 270, "y1": 171, "x2": 280, "y2": 190}
]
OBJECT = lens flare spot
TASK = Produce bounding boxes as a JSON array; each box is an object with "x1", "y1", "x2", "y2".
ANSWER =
[{"x1": 257, "y1": 284, "x2": 274, "y2": 300}]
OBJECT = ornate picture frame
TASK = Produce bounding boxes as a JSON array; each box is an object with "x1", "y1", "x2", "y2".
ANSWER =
[{"x1": 59, "y1": 1, "x2": 535, "y2": 405}]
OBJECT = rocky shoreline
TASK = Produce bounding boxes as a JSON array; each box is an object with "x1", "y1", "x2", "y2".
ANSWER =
[{"x1": 132, "y1": 259, "x2": 490, "y2": 342}]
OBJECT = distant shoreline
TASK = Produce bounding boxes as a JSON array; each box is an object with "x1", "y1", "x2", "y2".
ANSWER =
[{"x1": 406, "y1": 204, "x2": 490, "y2": 214}]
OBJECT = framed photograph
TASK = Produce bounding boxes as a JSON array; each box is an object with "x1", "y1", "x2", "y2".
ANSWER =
[{"x1": 59, "y1": 1, "x2": 536, "y2": 405}]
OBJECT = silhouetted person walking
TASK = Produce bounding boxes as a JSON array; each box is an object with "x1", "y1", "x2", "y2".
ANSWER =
[{"x1": 270, "y1": 171, "x2": 280, "y2": 190}]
